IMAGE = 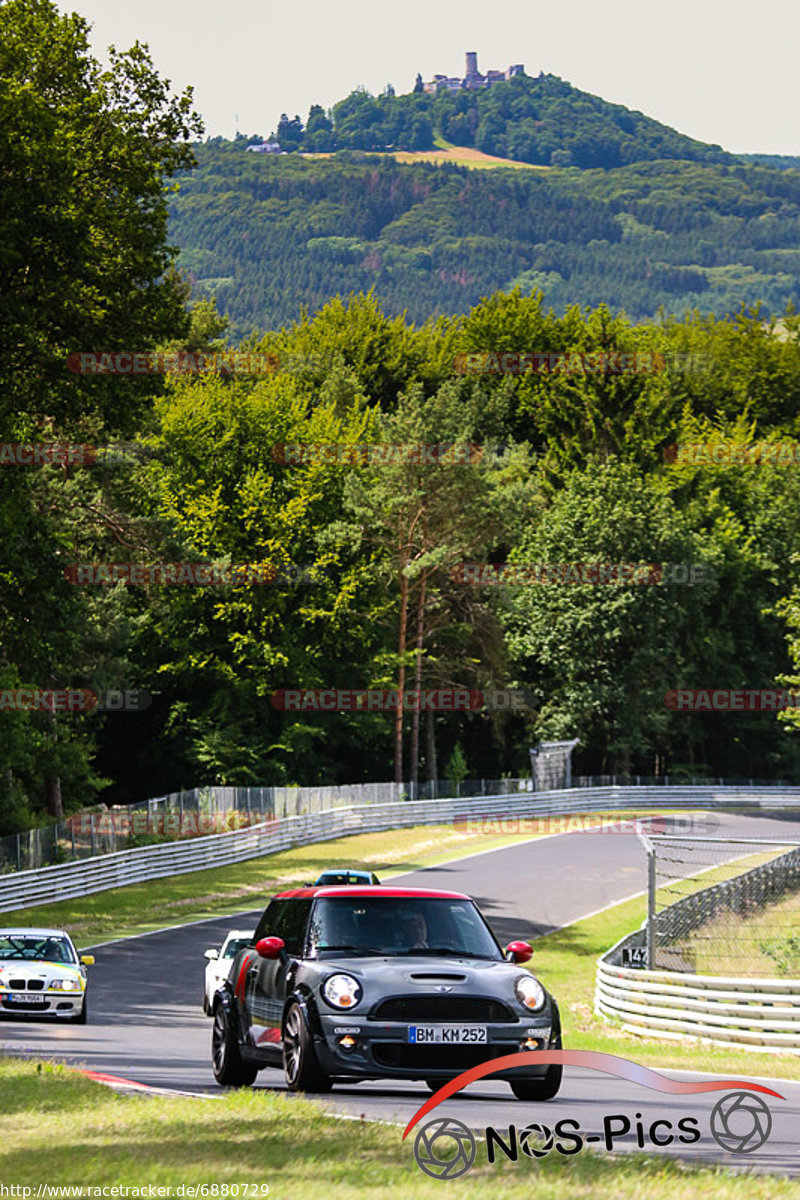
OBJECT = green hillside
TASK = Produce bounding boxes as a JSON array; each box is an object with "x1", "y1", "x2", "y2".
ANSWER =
[
  {"x1": 170, "y1": 145, "x2": 800, "y2": 336},
  {"x1": 267, "y1": 72, "x2": 733, "y2": 170}
]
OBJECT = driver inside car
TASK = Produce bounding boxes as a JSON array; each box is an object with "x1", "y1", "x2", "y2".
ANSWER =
[{"x1": 405, "y1": 911, "x2": 429, "y2": 950}]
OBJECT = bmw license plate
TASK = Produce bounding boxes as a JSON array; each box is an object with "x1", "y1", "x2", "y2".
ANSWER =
[
  {"x1": 408, "y1": 1025, "x2": 487, "y2": 1044},
  {"x1": 5, "y1": 993, "x2": 43, "y2": 1003}
]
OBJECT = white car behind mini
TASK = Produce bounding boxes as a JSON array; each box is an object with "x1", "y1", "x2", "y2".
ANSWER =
[
  {"x1": 203, "y1": 930, "x2": 254, "y2": 1015},
  {"x1": 0, "y1": 928, "x2": 94, "y2": 1023}
]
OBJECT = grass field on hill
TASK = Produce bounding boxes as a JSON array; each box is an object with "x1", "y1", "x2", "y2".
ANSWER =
[{"x1": 299, "y1": 146, "x2": 547, "y2": 169}]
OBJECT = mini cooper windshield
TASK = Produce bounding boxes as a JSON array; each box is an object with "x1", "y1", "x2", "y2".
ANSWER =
[{"x1": 307, "y1": 896, "x2": 504, "y2": 959}]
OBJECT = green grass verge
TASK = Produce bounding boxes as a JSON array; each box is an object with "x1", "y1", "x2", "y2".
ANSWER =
[
  {"x1": 0, "y1": 1058, "x2": 795, "y2": 1198},
  {"x1": 530, "y1": 896, "x2": 800, "y2": 1080}
]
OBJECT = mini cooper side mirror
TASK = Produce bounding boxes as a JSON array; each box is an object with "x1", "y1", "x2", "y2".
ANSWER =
[
  {"x1": 505, "y1": 941, "x2": 533, "y2": 964},
  {"x1": 256, "y1": 936, "x2": 285, "y2": 960},
  {"x1": 80, "y1": 955, "x2": 95, "y2": 966},
  {"x1": 203, "y1": 948, "x2": 219, "y2": 960}
]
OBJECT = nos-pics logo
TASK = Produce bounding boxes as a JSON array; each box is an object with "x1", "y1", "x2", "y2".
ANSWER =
[{"x1": 404, "y1": 1051, "x2": 782, "y2": 1180}]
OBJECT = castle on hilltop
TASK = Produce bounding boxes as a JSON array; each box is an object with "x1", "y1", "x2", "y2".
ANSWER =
[{"x1": 422, "y1": 52, "x2": 524, "y2": 94}]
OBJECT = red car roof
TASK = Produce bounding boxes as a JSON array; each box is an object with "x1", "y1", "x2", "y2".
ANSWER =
[{"x1": 275, "y1": 885, "x2": 471, "y2": 900}]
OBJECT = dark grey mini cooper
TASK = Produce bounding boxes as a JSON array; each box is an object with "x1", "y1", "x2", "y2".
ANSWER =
[{"x1": 210, "y1": 885, "x2": 562, "y2": 1099}]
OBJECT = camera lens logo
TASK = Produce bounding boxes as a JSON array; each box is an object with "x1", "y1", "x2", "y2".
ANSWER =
[
  {"x1": 710, "y1": 1091, "x2": 772, "y2": 1154},
  {"x1": 414, "y1": 1117, "x2": 477, "y2": 1179},
  {"x1": 518, "y1": 1122, "x2": 555, "y2": 1158}
]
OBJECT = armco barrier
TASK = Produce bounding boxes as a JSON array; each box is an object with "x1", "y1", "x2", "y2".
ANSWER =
[
  {"x1": 596, "y1": 928, "x2": 800, "y2": 1053},
  {"x1": 1, "y1": 783, "x2": 800, "y2": 914}
]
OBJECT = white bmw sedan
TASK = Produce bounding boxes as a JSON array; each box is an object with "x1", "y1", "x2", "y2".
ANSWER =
[
  {"x1": 0, "y1": 928, "x2": 94, "y2": 1023},
  {"x1": 203, "y1": 930, "x2": 254, "y2": 1015}
]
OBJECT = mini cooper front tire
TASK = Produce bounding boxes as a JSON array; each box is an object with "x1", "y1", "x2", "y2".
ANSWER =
[
  {"x1": 212, "y1": 1003, "x2": 258, "y2": 1087},
  {"x1": 282, "y1": 1002, "x2": 332, "y2": 1093},
  {"x1": 509, "y1": 1063, "x2": 563, "y2": 1101}
]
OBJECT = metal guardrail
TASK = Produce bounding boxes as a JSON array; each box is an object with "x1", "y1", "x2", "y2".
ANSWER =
[
  {"x1": 1, "y1": 783, "x2": 799, "y2": 914},
  {"x1": 596, "y1": 930, "x2": 800, "y2": 1052},
  {"x1": 597, "y1": 826, "x2": 800, "y2": 1053}
]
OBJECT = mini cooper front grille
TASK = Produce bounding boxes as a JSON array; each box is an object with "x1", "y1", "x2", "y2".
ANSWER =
[{"x1": 371, "y1": 996, "x2": 517, "y2": 1022}]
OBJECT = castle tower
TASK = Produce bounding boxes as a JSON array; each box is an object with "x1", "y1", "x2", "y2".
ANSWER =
[{"x1": 465, "y1": 51, "x2": 478, "y2": 79}]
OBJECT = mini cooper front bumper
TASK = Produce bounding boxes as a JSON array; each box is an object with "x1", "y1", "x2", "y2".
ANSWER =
[{"x1": 313, "y1": 1010, "x2": 556, "y2": 1080}]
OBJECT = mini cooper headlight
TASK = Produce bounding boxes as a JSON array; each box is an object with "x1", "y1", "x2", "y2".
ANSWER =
[
  {"x1": 322, "y1": 974, "x2": 363, "y2": 1009},
  {"x1": 514, "y1": 974, "x2": 546, "y2": 1012},
  {"x1": 50, "y1": 978, "x2": 81, "y2": 992}
]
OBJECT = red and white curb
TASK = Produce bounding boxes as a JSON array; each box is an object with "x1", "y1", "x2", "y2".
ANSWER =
[{"x1": 80, "y1": 1069, "x2": 221, "y2": 1099}]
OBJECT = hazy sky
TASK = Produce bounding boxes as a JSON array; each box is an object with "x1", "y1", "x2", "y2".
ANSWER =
[{"x1": 56, "y1": 0, "x2": 800, "y2": 154}]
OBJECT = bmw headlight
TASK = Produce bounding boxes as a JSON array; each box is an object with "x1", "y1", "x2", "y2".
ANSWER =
[
  {"x1": 322, "y1": 974, "x2": 363, "y2": 1009},
  {"x1": 50, "y1": 978, "x2": 81, "y2": 992},
  {"x1": 514, "y1": 974, "x2": 546, "y2": 1012}
]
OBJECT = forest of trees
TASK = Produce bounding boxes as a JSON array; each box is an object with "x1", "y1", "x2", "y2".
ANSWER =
[
  {"x1": 6, "y1": 0, "x2": 800, "y2": 839},
  {"x1": 8, "y1": 270, "x2": 800, "y2": 837},
  {"x1": 171, "y1": 145, "x2": 800, "y2": 337}
]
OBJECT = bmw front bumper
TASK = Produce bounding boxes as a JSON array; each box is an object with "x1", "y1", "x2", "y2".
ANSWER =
[{"x1": 0, "y1": 990, "x2": 84, "y2": 1017}]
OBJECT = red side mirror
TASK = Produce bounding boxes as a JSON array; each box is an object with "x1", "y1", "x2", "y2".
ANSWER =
[
  {"x1": 256, "y1": 936, "x2": 285, "y2": 960},
  {"x1": 506, "y1": 940, "x2": 533, "y2": 964}
]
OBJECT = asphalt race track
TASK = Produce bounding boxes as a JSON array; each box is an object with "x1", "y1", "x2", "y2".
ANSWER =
[{"x1": 1, "y1": 811, "x2": 799, "y2": 1176}]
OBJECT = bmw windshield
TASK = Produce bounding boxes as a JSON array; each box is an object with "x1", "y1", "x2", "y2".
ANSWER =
[
  {"x1": 221, "y1": 937, "x2": 252, "y2": 960},
  {"x1": 307, "y1": 897, "x2": 504, "y2": 959},
  {"x1": 0, "y1": 935, "x2": 76, "y2": 963}
]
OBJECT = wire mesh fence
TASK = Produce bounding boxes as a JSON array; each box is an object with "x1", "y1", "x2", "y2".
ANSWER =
[
  {"x1": 647, "y1": 834, "x2": 800, "y2": 975},
  {"x1": 0, "y1": 777, "x2": 533, "y2": 874}
]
